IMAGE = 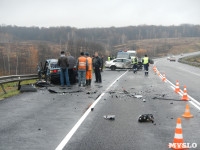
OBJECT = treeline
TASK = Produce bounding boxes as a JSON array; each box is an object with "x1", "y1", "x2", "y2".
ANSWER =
[
  {"x1": 1, "y1": 24, "x2": 200, "y2": 45},
  {"x1": 1, "y1": 24, "x2": 200, "y2": 75}
]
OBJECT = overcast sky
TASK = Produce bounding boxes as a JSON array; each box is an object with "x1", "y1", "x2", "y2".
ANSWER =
[{"x1": 0, "y1": 0, "x2": 200, "y2": 28}]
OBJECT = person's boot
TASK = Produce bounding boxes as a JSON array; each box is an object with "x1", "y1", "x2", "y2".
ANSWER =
[
  {"x1": 89, "y1": 79, "x2": 91, "y2": 85},
  {"x1": 86, "y1": 80, "x2": 89, "y2": 86}
]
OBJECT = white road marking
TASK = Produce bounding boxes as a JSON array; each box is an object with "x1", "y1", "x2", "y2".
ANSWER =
[
  {"x1": 154, "y1": 62, "x2": 200, "y2": 111},
  {"x1": 55, "y1": 70, "x2": 128, "y2": 150}
]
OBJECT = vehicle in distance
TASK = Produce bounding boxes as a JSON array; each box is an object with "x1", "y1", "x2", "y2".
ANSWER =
[
  {"x1": 169, "y1": 56, "x2": 176, "y2": 62},
  {"x1": 105, "y1": 58, "x2": 132, "y2": 70},
  {"x1": 117, "y1": 50, "x2": 136, "y2": 60}
]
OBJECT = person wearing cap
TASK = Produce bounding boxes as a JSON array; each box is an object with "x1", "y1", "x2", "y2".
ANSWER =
[
  {"x1": 85, "y1": 52, "x2": 92, "y2": 86},
  {"x1": 57, "y1": 51, "x2": 70, "y2": 87},
  {"x1": 76, "y1": 52, "x2": 88, "y2": 87}
]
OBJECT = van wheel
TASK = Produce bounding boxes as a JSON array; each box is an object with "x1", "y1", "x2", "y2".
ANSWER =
[{"x1": 111, "y1": 66, "x2": 116, "y2": 71}]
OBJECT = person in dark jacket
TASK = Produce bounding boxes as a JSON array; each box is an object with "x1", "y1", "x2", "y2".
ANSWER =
[
  {"x1": 66, "y1": 52, "x2": 76, "y2": 84},
  {"x1": 57, "y1": 51, "x2": 70, "y2": 87},
  {"x1": 93, "y1": 52, "x2": 102, "y2": 83}
]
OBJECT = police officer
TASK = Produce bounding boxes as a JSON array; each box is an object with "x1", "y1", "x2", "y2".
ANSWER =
[
  {"x1": 133, "y1": 57, "x2": 138, "y2": 73},
  {"x1": 85, "y1": 52, "x2": 92, "y2": 86},
  {"x1": 108, "y1": 56, "x2": 111, "y2": 61},
  {"x1": 142, "y1": 54, "x2": 150, "y2": 76},
  {"x1": 76, "y1": 52, "x2": 88, "y2": 87}
]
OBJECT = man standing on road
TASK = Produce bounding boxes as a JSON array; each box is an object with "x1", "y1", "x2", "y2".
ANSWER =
[
  {"x1": 93, "y1": 52, "x2": 102, "y2": 83},
  {"x1": 85, "y1": 52, "x2": 92, "y2": 86},
  {"x1": 66, "y1": 52, "x2": 76, "y2": 84},
  {"x1": 142, "y1": 54, "x2": 150, "y2": 76},
  {"x1": 133, "y1": 57, "x2": 138, "y2": 74},
  {"x1": 57, "y1": 51, "x2": 70, "y2": 87},
  {"x1": 76, "y1": 52, "x2": 88, "y2": 87}
]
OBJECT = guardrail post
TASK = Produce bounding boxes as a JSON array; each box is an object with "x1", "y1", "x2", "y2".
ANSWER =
[
  {"x1": 18, "y1": 81, "x2": 21, "y2": 90},
  {"x1": 0, "y1": 84, "x2": 7, "y2": 94}
]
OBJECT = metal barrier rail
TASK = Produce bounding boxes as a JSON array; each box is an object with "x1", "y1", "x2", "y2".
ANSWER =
[{"x1": 0, "y1": 74, "x2": 38, "y2": 94}]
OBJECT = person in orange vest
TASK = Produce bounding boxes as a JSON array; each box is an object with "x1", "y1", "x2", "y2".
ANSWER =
[
  {"x1": 85, "y1": 52, "x2": 92, "y2": 86},
  {"x1": 76, "y1": 52, "x2": 88, "y2": 87}
]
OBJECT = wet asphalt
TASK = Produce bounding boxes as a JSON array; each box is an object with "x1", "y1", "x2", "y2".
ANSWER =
[
  {"x1": 0, "y1": 52, "x2": 200, "y2": 150},
  {"x1": 0, "y1": 70, "x2": 125, "y2": 150},
  {"x1": 64, "y1": 66, "x2": 200, "y2": 150}
]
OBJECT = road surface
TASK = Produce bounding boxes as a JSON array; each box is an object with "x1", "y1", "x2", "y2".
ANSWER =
[{"x1": 0, "y1": 52, "x2": 200, "y2": 150}]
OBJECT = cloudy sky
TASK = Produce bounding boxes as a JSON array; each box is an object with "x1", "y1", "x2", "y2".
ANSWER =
[{"x1": 0, "y1": 0, "x2": 200, "y2": 28}]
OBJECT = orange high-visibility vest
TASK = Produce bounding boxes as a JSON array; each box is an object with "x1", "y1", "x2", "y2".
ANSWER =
[
  {"x1": 87, "y1": 57, "x2": 92, "y2": 71},
  {"x1": 78, "y1": 56, "x2": 87, "y2": 70}
]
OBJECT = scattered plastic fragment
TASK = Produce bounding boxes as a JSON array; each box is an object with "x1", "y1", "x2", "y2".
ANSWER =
[
  {"x1": 20, "y1": 84, "x2": 37, "y2": 92},
  {"x1": 134, "y1": 95, "x2": 143, "y2": 98},
  {"x1": 104, "y1": 115, "x2": 115, "y2": 120}
]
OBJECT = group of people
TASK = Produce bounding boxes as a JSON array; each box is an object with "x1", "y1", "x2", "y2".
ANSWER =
[
  {"x1": 57, "y1": 51, "x2": 103, "y2": 87},
  {"x1": 132, "y1": 54, "x2": 150, "y2": 75}
]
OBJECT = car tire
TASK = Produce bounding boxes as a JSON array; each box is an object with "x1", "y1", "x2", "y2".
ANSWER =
[{"x1": 110, "y1": 66, "x2": 116, "y2": 71}]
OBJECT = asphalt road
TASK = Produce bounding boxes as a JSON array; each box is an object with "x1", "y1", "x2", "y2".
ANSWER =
[
  {"x1": 0, "y1": 70, "x2": 126, "y2": 150},
  {"x1": 0, "y1": 52, "x2": 200, "y2": 150}
]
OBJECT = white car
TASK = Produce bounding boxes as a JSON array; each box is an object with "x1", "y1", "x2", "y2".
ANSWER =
[{"x1": 105, "y1": 58, "x2": 132, "y2": 70}]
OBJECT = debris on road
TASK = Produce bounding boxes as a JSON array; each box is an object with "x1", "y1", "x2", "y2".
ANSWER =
[
  {"x1": 48, "y1": 89, "x2": 83, "y2": 94},
  {"x1": 138, "y1": 114, "x2": 154, "y2": 123},
  {"x1": 48, "y1": 89, "x2": 58, "y2": 93},
  {"x1": 20, "y1": 84, "x2": 37, "y2": 92},
  {"x1": 35, "y1": 80, "x2": 52, "y2": 87},
  {"x1": 152, "y1": 97, "x2": 187, "y2": 101},
  {"x1": 134, "y1": 95, "x2": 143, "y2": 98},
  {"x1": 123, "y1": 88, "x2": 129, "y2": 94},
  {"x1": 104, "y1": 115, "x2": 115, "y2": 120}
]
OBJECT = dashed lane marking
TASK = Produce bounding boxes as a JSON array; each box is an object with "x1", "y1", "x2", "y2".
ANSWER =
[{"x1": 154, "y1": 60, "x2": 200, "y2": 111}]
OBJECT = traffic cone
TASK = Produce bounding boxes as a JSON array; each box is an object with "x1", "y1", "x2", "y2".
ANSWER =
[
  {"x1": 175, "y1": 80, "x2": 180, "y2": 93},
  {"x1": 162, "y1": 73, "x2": 166, "y2": 82},
  {"x1": 153, "y1": 66, "x2": 156, "y2": 71},
  {"x1": 158, "y1": 71, "x2": 160, "y2": 76},
  {"x1": 181, "y1": 86, "x2": 189, "y2": 101},
  {"x1": 168, "y1": 118, "x2": 189, "y2": 149},
  {"x1": 182, "y1": 104, "x2": 193, "y2": 118}
]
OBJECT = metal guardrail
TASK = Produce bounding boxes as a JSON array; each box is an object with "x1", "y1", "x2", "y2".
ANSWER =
[{"x1": 0, "y1": 74, "x2": 38, "y2": 94}]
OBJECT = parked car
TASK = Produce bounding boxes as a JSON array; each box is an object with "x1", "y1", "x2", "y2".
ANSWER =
[
  {"x1": 38, "y1": 59, "x2": 78, "y2": 84},
  {"x1": 105, "y1": 58, "x2": 133, "y2": 70}
]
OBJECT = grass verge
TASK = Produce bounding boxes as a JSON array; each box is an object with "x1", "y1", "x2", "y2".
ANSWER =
[{"x1": 0, "y1": 79, "x2": 37, "y2": 100}]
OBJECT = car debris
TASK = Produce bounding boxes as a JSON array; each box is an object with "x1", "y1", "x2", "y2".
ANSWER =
[
  {"x1": 152, "y1": 97, "x2": 187, "y2": 101},
  {"x1": 35, "y1": 80, "x2": 52, "y2": 87},
  {"x1": 20, "y1": 84, "x2": 37, "y2": 92},
  {"x1": 138, "y1": 114, "x2": 154, "y2": 123},
  {"x1": 134, "y1": 95, "x2": 143, "y2": 98},
  {"x1": 48, "y1": 89, "x2": 83, "y2": 94},
  {"x1": 104, "y1": 115, "x2": 115, "y2": 120}
]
